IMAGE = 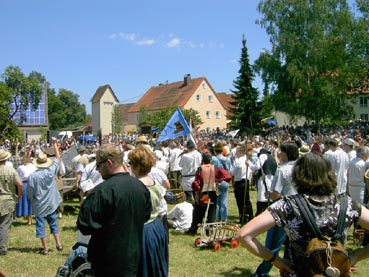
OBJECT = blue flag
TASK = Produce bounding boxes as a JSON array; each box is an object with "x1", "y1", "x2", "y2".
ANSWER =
[{"x1": 156, "y1": 108, "x2": 191, "y2": 143}]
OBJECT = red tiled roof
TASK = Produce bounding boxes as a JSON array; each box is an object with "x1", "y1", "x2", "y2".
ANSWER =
[
  {"x1": 127, "y1": 77, "x2": 209, "y2": 113},
  {"x1": 117, "y1": 103, "x2": 135, "y2": 123},
  {"x1": 90, "y1": 84, "x2": 119, "y2": 103},
  {"x1": 217, "y1": 92, "x2": 235, "y2": 115}
]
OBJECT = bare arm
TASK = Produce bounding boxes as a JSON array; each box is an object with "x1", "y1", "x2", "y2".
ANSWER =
[
  {"x1": 16, "y1": 179, "x2": 23, "y2": 201},
  {"x1": 350, "y1": 206, "x2": 369, "y2": 266},
  {"x1": 51, "y1": 137, "x2": 61, "y2": 160},
  {"x1": 235, "y1": 209, "x2": 294, "y2": 275}
]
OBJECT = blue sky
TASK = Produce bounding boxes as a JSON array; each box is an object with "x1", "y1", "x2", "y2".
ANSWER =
[{"x1": 0, "y1": 1, "x2": 271, "y2": 114}]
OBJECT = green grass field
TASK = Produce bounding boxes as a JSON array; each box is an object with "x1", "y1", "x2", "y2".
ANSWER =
[{"x1": 1, "y1": 189, "x2": 368, "y2": 277}]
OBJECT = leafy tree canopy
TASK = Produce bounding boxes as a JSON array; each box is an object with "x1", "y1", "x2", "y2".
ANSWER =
[
  {"x1": 255, "y1": 0, "x2": 369, "y2": 124},
  {"x1": 48, "y1": 88, "x2": 90, "y2": 130},
  {"x1": 0, "y1": 65, "x2": 45, "y2": 140},
  {"x1": 138, "y1": 106, "x2": 202, "y2": 131}
]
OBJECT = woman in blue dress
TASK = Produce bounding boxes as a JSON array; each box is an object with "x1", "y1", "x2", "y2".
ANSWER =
[{"x1": 16, "y1": 156, "x2": 37, "y2": 224}]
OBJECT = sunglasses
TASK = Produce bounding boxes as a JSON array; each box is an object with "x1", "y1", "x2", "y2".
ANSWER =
[{"x1": 96, "y1": 159, "x2": 108, "y2": 169}]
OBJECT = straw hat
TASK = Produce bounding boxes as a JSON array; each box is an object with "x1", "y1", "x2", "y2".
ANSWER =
[
  {"x1": 33, "y1": 151, "x2": 53, "y2": 168},
  {"x1": 299, "y1": 144, "x2": 310, "y2": 156},
  {"x1": 136, "y1": 135, "x2": 148, "y2": 144},
  {"x1": 0, "y1": 149, "x2": 11, "y2": 162}
]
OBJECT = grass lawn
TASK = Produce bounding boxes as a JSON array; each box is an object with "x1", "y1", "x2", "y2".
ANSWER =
[{"x1": 1, "y1": 188, "x2": 368, "y2": 276}]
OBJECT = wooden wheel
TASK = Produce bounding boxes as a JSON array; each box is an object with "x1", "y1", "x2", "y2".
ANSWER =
[
  {"x1": 195, "y1": 237, "x2": 201, "y2": 247},
  {"x1": 214, "y1": 242, "x2": 221, "y2": 251},
  {"x1": 230, "y1": 239, "x2": 239, "y2": 249}
]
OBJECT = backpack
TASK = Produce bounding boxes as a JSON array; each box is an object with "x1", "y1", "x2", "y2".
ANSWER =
[{"x1": 293, "y1": 194, "x2": 350, "y2": 277}]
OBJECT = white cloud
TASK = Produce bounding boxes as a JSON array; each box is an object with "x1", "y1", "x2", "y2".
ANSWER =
[
  {"x1": 184, "y1": 41, "x2": 196, "y2": 48},
  {"x1": 109, "y1": 32, "x2": 223, "y2": 50},
  {"x1": 135, "y1": 39, "x2": 156, "y2": 46},
  {"x1": 167, "y1": 38, "x2": 181, "y2": 48},
  {"x1": 109, "y1": 32, "x2": 137, "y2": 41}
]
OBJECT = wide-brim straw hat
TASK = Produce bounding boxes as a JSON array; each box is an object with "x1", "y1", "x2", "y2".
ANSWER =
[
  {"x1": 299, "y1": 144, "x2": 310, "y2": 156},
  {"x1": 33, "y1": 151, "x2": 53, "y2": 168},
  {"x1": 136, "y1": 135, "x2": 148, "y2": 144},
  {"x1": 0, "y1": 149, "x2": 11, "y2": 162}
]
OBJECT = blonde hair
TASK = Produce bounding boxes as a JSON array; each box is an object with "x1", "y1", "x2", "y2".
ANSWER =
[{"x1": 128, "y1": 145, "x2": 155, "y2": 176}]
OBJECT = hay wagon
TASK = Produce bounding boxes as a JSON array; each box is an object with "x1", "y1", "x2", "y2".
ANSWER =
[{"x1": 194, "y1": 222, "x2": 240, "y2": 251}]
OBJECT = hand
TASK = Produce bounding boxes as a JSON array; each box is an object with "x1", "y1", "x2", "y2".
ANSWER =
[
  {"x1": 51, "y1": 136, "x2": 57, "y2": 144},
  {"x1": 274, "y1": 257, "x2": 294, "y2": 276}
]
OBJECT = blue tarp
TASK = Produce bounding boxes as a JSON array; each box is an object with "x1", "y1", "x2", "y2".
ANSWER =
[
  {"x1": 267, "y1": 119, "x2": 277, "y2": 126},
  {"x1": 77, "y1": 135, "x2": 97, "y2": 142}
]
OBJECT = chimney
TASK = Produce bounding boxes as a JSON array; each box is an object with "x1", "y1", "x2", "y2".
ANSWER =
[{"x1": 184, "y1": 74, "x2": 191, "y2": 86}]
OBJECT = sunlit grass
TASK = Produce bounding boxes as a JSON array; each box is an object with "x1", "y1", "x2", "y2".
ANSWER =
[{"x1": 0, "y1": 190, "x2": 368, "y2": 276}]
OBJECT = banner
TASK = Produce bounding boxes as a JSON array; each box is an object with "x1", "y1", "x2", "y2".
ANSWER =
[
  {"x1": 227, "y1": 129, "x2": 239, "y2": 138},
  {"x1": 156, "y1": 107, "x2": 191, "y2": 143}
]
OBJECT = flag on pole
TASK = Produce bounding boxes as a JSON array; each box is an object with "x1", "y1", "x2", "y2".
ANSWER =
[
  {"x1": 156, "y1": 107, "x2": 192, "y2": 143},
  {"x1": 227, "y1": 129, "x2": 239, "y2": 138}
]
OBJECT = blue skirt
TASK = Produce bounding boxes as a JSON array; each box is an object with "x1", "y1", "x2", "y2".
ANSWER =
[
  {"x1": 140, "y1": 217, "x2": 168, "y2": 277},
  {"x1": 16, "y1": 181, "x2": 33, "y2": 217}
]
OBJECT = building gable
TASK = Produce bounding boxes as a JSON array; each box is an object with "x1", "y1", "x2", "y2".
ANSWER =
[{"x1": 90, "y1": 84, "x2": 119, "y2": 103}]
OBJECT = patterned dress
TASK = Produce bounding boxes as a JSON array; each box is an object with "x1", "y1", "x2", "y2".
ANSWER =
[{"x1": 268, "y1": 194, "x2": 361, "y2": 274}]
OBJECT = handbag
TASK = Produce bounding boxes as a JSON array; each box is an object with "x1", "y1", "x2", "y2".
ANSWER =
[{"x1": 214, "y1": 156, "x2": 231, "y2": 182}]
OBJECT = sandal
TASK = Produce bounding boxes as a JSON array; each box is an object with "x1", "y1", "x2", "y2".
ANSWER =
[
  {"x1": 56, "y1": 245, "x2": 63, "y2": 252},
  {"x1": 39, "y1": 248, "x2": 49, "y2": 255}
]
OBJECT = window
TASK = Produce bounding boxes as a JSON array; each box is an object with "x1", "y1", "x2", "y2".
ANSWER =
[
  {"x1": 202, "y1": 82, "x2": 207, "y2": 89},
  {"x1": 360, "y1": 114, "x2": 368, "y2": 121},
  {"x1": 360, "y1": 96, "x2": 368, "y2": 108},
  {"x1": 208, "y1": 95, "x2": 213, "y2": 102},
  {"x1": 206, "y1": 110, "x2": 211, "y2": 119},
  {"x1": 196, "y1": 94, "x2": 201, "y2": 101},
  {"x1": 215, "y1": 111, "x2": 221, "y2": 119},
  {"x1": 104, "y1": 102, "x2": 113, "y2": 107}
]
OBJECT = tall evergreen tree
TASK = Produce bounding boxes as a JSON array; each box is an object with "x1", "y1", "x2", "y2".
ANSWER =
[{"x1": 230, "y1": 35, "x2": 260, "y2": 134}]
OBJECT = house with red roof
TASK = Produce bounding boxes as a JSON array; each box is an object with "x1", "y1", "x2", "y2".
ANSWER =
[{"x1": 127, "y1": 74, "x2": 229, "y2": 132}]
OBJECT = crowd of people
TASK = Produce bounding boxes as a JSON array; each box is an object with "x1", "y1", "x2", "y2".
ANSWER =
[{"x1": 1, "y1": 121, "x2": 369, "y2": 276}]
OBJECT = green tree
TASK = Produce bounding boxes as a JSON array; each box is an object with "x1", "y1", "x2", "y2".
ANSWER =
[
  {"x1": 47, "y1": 87, "x2": 66, "y2": 130},
  {"x1": 229, "y1": 35, "x2": 260, "y2": 133},
  {"x1": 112, "y1": 105, "x2": 123, "y2": 136},
  {"x1": 48, "y1": 88, "x2": 89, "y2": 129},
  {"x1": 255, "y1": 0, "x2": 368, "y2": 124},
  {"x1": 0, "y1": 65, "x2": 45, "y2": 140},
  {"x1": 149, "y1": 107, "x2": 202, "y2": 130}
]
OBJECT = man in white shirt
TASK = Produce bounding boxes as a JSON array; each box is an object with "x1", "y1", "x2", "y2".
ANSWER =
[
  {"x1": 168, "y1": 142, "x2": 182, "y2": 188},
  {"x1": 324, "y1": 138, "x2": 349, "y2": 194},
  {"x1": 167, "y1": 201, "x2": 193, "y2": 232},
  {"x1": 343, "y1": 138, "x2": 357, "y2": 161},
  {"x1": 179, "y1": 139, "x2": 202, "y2": 202},
  {"x1": 348, "y1": 146, "x2": 369, "y2": 204}
]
